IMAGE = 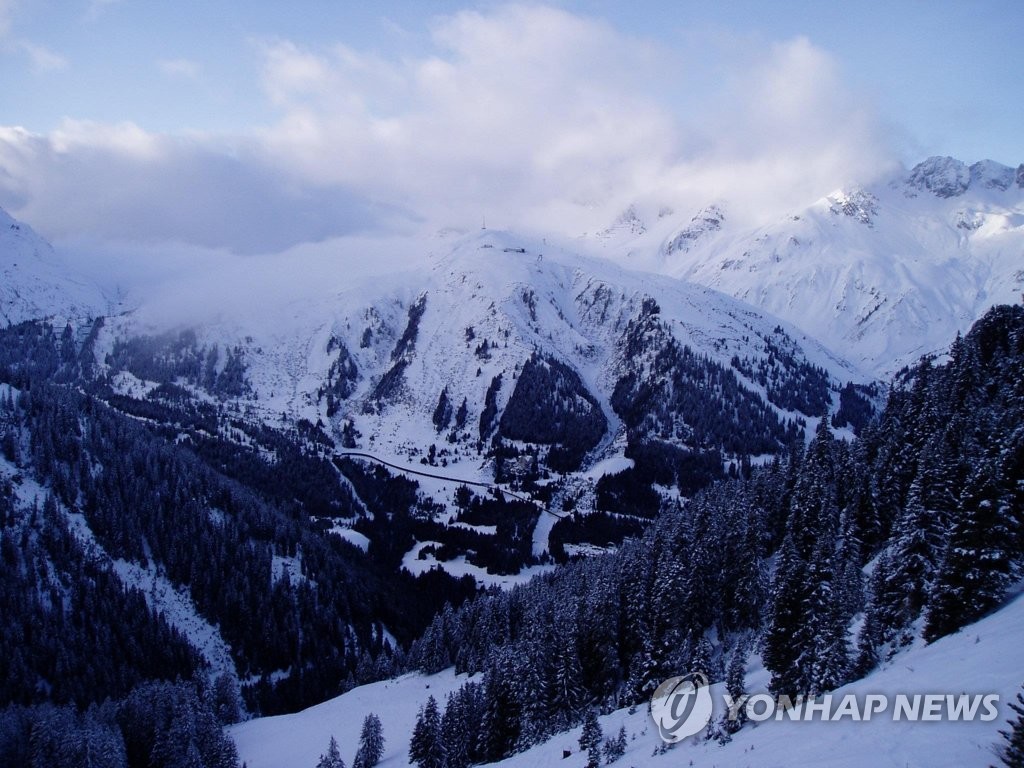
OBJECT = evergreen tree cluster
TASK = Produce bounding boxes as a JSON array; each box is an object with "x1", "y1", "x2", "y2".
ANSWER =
[
  {"x1": 548, "y1": 511, "x2": 643, "y2": 563},
  {"x1": 107, "y1": 329, "x2": 251, "y2": 399},
  {"x1": 857, "y1": 305, "x2": 1024, "y2": 652},
  {"x1": 341, "y1": 456, "x2": 531, "y2": 579},
  {"x1": 497, "y1": 353, "x2": 607, "y2": 473},
  {"x1": 831, "y1": 381, "x2": 877, "y2": 435},
  {"x1": 611, "y1": 308, "x2": 804, "y2": 456},
  {"x1": 0, "y1": 678, "x2": 239, "y2": 768},
  {"x1": 406, "y1": 304, "x2": 1024, "y2": 757},
  {"x1": 0, "y1": 482, "x2": 198, "y2": 708},
  {"x1": 996, "y1": 685, "x2": 1024, "y2": 768},
  {"x1": 478, "y1": 374, "x2": 502, "y2": 440},
  {"x1": 408, "y1": 477, "x2": 768, "y2": 758},
  {"x1": 367, "y1": 294, "x2": 429, "y2": 409},
  {"x1": 320, "y1": 336, "x2": 359, "y2": 418},
  {"x1": 0, "y1": 320, "x2": 477, "y2": 717},
  {"x1": 730, "y1": 324, "x2": 833, "y2": 417}
]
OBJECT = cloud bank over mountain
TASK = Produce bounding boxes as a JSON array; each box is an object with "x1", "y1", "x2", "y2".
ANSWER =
[{"x1": 0, "y1": 5, "x2": 897, "y2": 256}]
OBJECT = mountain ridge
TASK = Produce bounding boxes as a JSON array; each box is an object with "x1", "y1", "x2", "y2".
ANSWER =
[{"x1": 583, "y1": 156, "x2": 1024, "y2": 375}]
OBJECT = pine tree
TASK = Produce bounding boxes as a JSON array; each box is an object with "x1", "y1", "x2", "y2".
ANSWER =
[
  {"x1": 352, "y1": 713, "x2": 383, "y2": 768},
  {"x1": 409, "y1": 697, "x2": 442, "y2": 768},
  {"x1": 316, "y1": 736, "x2": 345, "y2": 768},
  {"x1": 578, "y1": 709, "x2": 603, "y2": 768},
  {"x1": 211, "y1": 674, "x2": 243, "y2": 725},
  {"x1": 690, "y1": 635, "x2": 718, "y2": 682},
  {"x1": 720, "y1": 645, "x2": 747, "y2": 735},
  {"x1": 513, "y1": 645, "x2": 550, "y2": 751},
  {"x1": 440, "y1": 691, "x2": 470, "y2": 768},
  {"x1": 433, "y1": 388, "x2": 453, "y2": 432},
  {"x1": 996, "y1": 686, "x2": 1024, "y2": 767},
  {"x1": 799, "y1": 536, "x2": 849, "y2": 696},
  {"x1": 478, "y1": 658, "x2": 521, "y2": 763},
  {"x1": 603, "y1": 725, "x2": 627, "y2": 764},
  {"x1": 925, "y1": 465, "x2": 1014, "y2": 642},
  {"x1": 853, "y1": 593, "x2": 884, "y2": 677},
  {"x1": 763, "y1": 535, "x2": 805, "y2": 698},
  {"x1": 884, "y1": 476, "x2": 941, "y2": 627},
  {"x1": 548, "y1": 632, "x2": 585, "y2": 729}
]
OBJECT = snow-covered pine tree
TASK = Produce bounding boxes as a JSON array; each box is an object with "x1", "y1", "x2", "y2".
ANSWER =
[
  {"x1": 432, "y1": 387, "x2": 453, "y2": 432},
  {"x1": 578, "y1": 709, "x2": 603, "y2": 768},
  {"x1": 211, "y1": 673, "x2": 243, "y2": 725},
  {"x1": 547, "y1": 631, "x2": 585, "y2": 731},
  {"x1": 883, "y1": 474, "x2": 942, "y2": 627},
  {"x1": 996, "y1": 685, "x2": 1024, "y2": 768},
  {"x1": 478, "y1": 654, "x2": 522, "y2": 762},
  {"x1": 763, "y1": 534, "x2": 805, "y2": 698},
  {"x1": 799, "y1": 535, "x2": 849, "y2": 696},
  {"x1": 513, "y1": 644, "x2": 550, "y2": 751},
  {"x1": 924, "y1": 464, "x2": 1014, "y2": 642},
  {"x1": 409, "y1": 697, "x2": 442, "y2": 768},
  {"x1": 352, "y1": 713, "x2": 383, "y2": 768},
  {"x1": 316, "y1": 736, "x2": 345, "y2": 768},
  {"x1": 720, "y1": 644, "x2": 748, "y2": 736},
  {"x1": 603, "y1": 725, "x2": 627, "y2": 764},
  {"x1": 440, "y1": 691, "x2": 471, "y2": 768}
]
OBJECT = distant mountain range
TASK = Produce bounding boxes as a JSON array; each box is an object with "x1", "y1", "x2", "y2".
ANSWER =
[{"x1": 584, "y1": 156, "x2": 1024, "y2": 375}]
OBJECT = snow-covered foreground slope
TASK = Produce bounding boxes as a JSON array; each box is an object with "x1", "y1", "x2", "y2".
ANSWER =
[
  {"x1": 587, "y1": 158, "x2": 1024, "y2": 375},
  {"x1": 231, "y1": 587, "x2": 1024, "y2": 768},
  {"x1": 229, "y1": 670, "x2": 473, "y2": 768}
]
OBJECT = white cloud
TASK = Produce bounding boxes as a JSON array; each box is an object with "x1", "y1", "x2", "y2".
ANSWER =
[
  {"x1": 0, "y1": 0, "x2": 69, "y2": 72},
  {"x1": 0, "y1": 120, "x2": 402, "y2": 254},
  {"x1": 254, "y1": 6, "x2": 682, "y2": 233},
  {"x1": 15, "y1": 39, "x2": 67, "y2": 71},
  {"x1": 158, "y1": 57, "x2": 202, "y2": 79},
  {"x1": 0, "y1": 5, "x2": 898, "y2": 253}
]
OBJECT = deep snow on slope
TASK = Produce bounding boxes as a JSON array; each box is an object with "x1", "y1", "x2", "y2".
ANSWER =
[
  {"x1": 229, "y1": 669, "x2": 473, "y2": 768},
  {"x1": 586, "y1": 158, "x2": 1024, "y2": 375},
  {"x1": 230, "y1": 588, "x2": 1024, "y2": 768},
  {"x1": 103, "y1": 227, "x2": 865, "y2": 478},
  {"x1": 0, "y1": 206, "x2": 107, "y2": 325}
]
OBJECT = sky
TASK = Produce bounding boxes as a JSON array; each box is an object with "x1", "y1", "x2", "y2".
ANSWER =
[{"x1": 0, "y1": 0, "x2": 1021, "y2": 257}]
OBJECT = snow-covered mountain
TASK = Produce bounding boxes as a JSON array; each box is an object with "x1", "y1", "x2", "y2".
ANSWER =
[
  {"x1": 1, "y1": 205, "x2": 873, "y2": 593},
  {"x1": 0, "y1": 206, "x2": 106, "y2": 325},
  {"x1": 586, "y1": 157, "x2": 1024, "y2": 375},
  {"x1": 3, "y1": 162, "x2": 1024, "y2": 768},
  {"x1": 79, "y1": 226, "x2": 869, "y2": 587},
  {"x1": 87, "y1": 227, "x2": 868, "y2": 500}
]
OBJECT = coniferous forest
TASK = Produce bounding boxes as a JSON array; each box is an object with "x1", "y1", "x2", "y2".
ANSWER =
[
  {"x1": 404, "y1": 304, "x2": 1024, "y2": 760},
  {"x1": 0, "y1": 304, "x2": 1022, "y2": 767}
]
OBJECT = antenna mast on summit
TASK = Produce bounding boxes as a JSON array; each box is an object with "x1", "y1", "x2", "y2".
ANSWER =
[{"x1": 481, "y1": 214, "x2": 486, "y2": 230}]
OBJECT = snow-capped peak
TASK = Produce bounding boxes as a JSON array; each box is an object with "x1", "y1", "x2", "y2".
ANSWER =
[
  {"x1": 663, "y1": 204, "x2": 726, "y2": 255},
  {"x1": 969, "y1": 159, "x2": 1017, "y2": 190},
  {"x1": 824, "y1": 189, "x2": 878, "y2": 226},
  {"x1": 904, "y1": 155, "x2": 1019, "y2": 198},
  {"x1": 904, "y1": 155, "x2": 971, "y2": 198}
]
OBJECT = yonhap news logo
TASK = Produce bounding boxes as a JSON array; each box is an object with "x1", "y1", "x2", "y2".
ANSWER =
[
  {"x1": 649, "y1": 672, "x2": 714, "y2": 742},
  {"x1": 650, "y1": 671, "x2": 1001, "y2": 743}
]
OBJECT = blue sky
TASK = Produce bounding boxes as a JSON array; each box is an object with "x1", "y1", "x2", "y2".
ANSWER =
[{"x1": 0, "y1": 1, "x2": 1021, "y2": 252}]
